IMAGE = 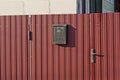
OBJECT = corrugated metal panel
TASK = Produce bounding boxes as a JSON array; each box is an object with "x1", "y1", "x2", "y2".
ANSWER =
[
  {"x1": 65, "y1": 15, "x2": 71, "y2": 80},
  {"x1": 90, "y1": 14, "x2": 95, "y2": 80},
  {"x1": 94, "y1": 13, "x2": 101, "y2": 80},
  {"x1": 113, "y1": 13, "x2": 120, "y2": 80},
  {"x1": 83, "y1": 14, "x2": 90, "y2": 80},
  {"x1": 0, "y1": 16, "x2": 29, "y2": 80},
  {"x1": 93, "y1": 13, "x2": 120, "y2": 80},
  {"x1": 107, "y1": 13, "x2": 114, "y2": 80},
  {"x1": 31, "y1": 13, "x2": 120, "y2": 80},
  {"x1": 1, "y1": 13, "x2": 120, "y2": 80},
  {"x1": 31, "y1": 14, "x2": 90, "y2": 80},
  {"x1": 101, "y1": 13, "x2": 107, "y2": 80},
  {"x1": 77, "y1": 14, "x2": 84, "y2": 80}
]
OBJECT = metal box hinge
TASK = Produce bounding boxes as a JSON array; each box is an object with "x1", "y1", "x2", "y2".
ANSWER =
[{"x1": 28, "y1": 31, "x2": 32, "y2": 40}]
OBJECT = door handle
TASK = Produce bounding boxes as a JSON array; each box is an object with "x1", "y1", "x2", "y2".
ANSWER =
[{"x1": 91, "y1": 48, "x2": 96, "y2": 63}]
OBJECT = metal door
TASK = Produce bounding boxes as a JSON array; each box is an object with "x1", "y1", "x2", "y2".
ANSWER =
[{"x1": 90, "y1": 13, "x2": 120, "y2": 80}]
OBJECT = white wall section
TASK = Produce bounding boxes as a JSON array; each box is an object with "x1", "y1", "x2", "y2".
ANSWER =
[
  {"x1": 0, "y1": 0, "x2": 77, "y2": 15},
  {"x1": 0, "y1": 1, "x2": 24, "y2": 15},
  {"x1": 24, "y1": 1, "x2": 49, "y2": 15},
  {"x1": 50, "y1": 0, "x2": 77, "y2": 14}
]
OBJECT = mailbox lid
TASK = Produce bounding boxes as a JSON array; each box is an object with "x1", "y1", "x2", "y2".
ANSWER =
[{"x1": 52, "y1": 24, "x2": 67, "y2": 27}]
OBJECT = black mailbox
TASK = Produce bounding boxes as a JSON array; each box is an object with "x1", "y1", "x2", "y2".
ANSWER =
[{"x1": 52, "y1": 24, "x2": 67, "y2": 44}]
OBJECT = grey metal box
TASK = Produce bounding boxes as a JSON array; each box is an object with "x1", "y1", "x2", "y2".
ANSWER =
[{"x1": 52, "y1": 24, "x2": 67, "y2": 44}]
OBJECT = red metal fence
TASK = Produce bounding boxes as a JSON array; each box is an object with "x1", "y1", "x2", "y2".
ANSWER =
[
  {"x1": 0, "y1": 16, "x2": 29, "y2": 80},
  {"x1": 0, "y1": 13, "x2": 120, "y2": 80}
]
